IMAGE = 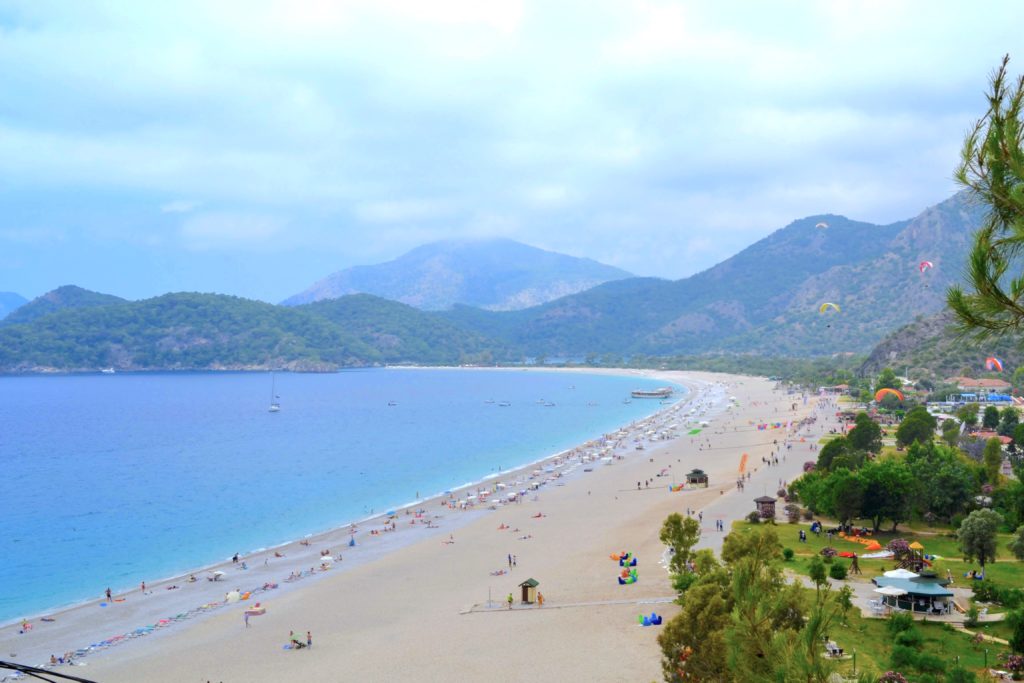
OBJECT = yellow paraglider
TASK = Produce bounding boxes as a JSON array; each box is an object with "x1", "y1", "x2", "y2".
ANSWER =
[
  {"x1": 819, "y1": 302, "x2": 841, "y2": 314},
  {"x1": 815, "y1": 221, "x2": 829, "y2": 229}
]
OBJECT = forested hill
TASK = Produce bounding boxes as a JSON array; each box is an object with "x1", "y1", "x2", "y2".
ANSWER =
[
  {"x1": 282, "y1": 238, "x2": 632, "y2": 311},
  {"x1": 859, "y1": 310, "x2": 1024, "y2": 380},
  {"x1": 1, "y1": 285, "x2": 125, "y2": 326},
  {"x1": 444, "y1": 192, "x2": 982, "y2": 357},
  {"x1": 0, "y1": 291, "x2": 512, "y2": 373},
  {"x1": 0, "y1": 292, "x2": 27, "y2": 320}
]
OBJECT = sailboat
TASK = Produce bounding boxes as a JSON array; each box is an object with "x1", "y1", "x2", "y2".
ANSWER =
[{"x1": 269, "y1": 372, "x2": 281, "y2": 413}]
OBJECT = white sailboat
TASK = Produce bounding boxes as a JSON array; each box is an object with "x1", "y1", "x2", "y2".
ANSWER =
[{"x1": 269, "y1": 372, "x2": 281, "y2": 413}]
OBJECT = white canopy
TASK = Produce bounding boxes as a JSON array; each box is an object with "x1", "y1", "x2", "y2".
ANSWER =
[
  {"x1": 883, "y1": 568, "x2": 919, "y2": 579},
  {"x1": 874, "y1": 586, "x2": 908, "y2": 597}
]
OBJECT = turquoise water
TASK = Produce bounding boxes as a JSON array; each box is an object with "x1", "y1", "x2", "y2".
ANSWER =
[{"x1": 0, "y1": 369, "x2": 678, "y2": 623}]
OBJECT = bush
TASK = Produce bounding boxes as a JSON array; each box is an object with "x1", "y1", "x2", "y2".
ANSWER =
[
  {"x1": 671, "y1": 572, "x2": 697, "y2": 595},
  {"x1": 746, "y1": 511, "x2": 761, "y2": 524},
  {"x1": 782, "y1": 547, "x2": 795, "y2": 561},
  {"x1": 802, "y1": 508, "x2": 814, "y2": 520},
  {"x1": 945, "y1": 666, "x2": 978, "y2": 683},
  {"x1": 1001, "y1": 587, "x2": 1024, "y2": 609},
  {"x1": 828, "y1": 561, "x2": 848, "y2": 580},
  {"x1": 890, "y1": 644, "x2": 918, "y2": 670},
  {"x1": 784, "y1": 503, "x2": 800, "y2": 524},
  {"x1": 973, "y1": 580, "x2": 1000, "y2": 603},
  {"x1": 887, "y1": 611, "x2": 915, "y2": 636},
  {"x1": 878, "y1": 673, "x2": 909, "y2": 683},
  {"x1": 895, "y1": 628, "x2": 922, "y2": 647},
  {"x1": 916, "y1": 652, "x2": 945, "y2": 674},
  {"x1": 965, "y1": 605, "x2": 980, "y2": 628}
]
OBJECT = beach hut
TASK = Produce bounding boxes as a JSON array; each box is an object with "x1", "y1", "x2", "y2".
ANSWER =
[
  {"x1": 519, "y1": 578, "x2": 539, "y2": 604},
  {"x1": 754, "y1": 496, "x2": 777, "y2": 520},
  {"x1": 685, "y1": 469, "x2": 709, "y2": 488}
]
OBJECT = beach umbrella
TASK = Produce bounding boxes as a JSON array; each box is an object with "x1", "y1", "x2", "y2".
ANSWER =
[
  {"x1": 225, "y1": 590, "x2": 241, "y2": 603},
  {"x1": 321, "y1": 555, "x2": 334, "y2": 563},
  {"x1": 908, "y1": 541, "x2": 925, "y2": 550},
  {"x1": 883, "y1": 568, "x2": 919, "y2": 579},
  {"x1": 864, "y1": 541, "x2": 883, "y2": 551},
  {"x1": 874, "y1": 586, "x2": 908, "y2": 596}
]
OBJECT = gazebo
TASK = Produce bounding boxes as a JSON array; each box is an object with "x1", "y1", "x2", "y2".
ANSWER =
[
  {"x1": 872, "y1": 575, "x2": 953, "y2": 614},
  {"x1": 685, "y1": 469, "x2": 709, "y2": 488},
  {"x1": 754, "y1": 496, "x2": 776, "y2": 519}
]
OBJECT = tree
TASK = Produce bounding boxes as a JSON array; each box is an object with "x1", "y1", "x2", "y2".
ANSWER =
[
  {"x1": 984, "y1": 437, "x2": 1004, "y2": 483},
  {"x1": 658, "y1": 575, "x2": 731, "y2": 682},
  {"x1": 660, "y1": 513, "x2": 701, "y2": 574},
  {"x1": 942, "y1": 418, "x2": 961, "y2": 447},
  {"x1": 848, "y1": 412, "x2": 883, "y2": 453},
  {"x1": 984, "y1": 405, "x2": 1001, "y2": 430},
  {"x1": 896, "y1": 413, "x2": 936, "y2": 448},
  {"x1": 999, "y1": 406, "x2": 1020, "y2": 437},
  {"x1": 816, "y1": 437, "x2": 849, "y2": 472},
  {"x1": 947, "y1": 56, "x2": 1024, "y2": 339},
  {"x1": 906, "y1": 442, "x2": 976, "y2": 522},
  {"x1": 1008, "y1": 608, "x2": 1024, "y2": 654},
  {"x1": 825, "y1": 468, "x2": 864, "y2": 525},
  {"x1": 876, "y1": 368, "x2": 900, "y2": 392},
  {"x1": 860, "y1": 458, "x2": 915, "y2": 531},
  {"x1": 1010, "y1": 524, "x2": 1024, "y2": 561},
  {"x1": 957, "y1": 403, "x2": 980, "y2": 429},
  {"x1": 958, "y1": 508, "x2": 1004, "y2": 568},
  {"x1": 1014, "y1": 422, "x2": 1024, "y2": 451}
]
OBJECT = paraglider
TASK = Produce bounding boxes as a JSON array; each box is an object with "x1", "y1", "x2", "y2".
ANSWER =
[
  {"x1": 819, "y1": 302, "x2": 840, "y2": 327},
  {"x1": 815, "y1": 221, "x2": 829, "y2": 229},
  {"x1": 874, "y1": 388, "x2": 904, "y2": 403},
  {"x1": 918, "y1": 261, "x2": 933, "y2": 274},
  {"x1": 985, "y1": 356, "x2": 1004, "y2": 372}
]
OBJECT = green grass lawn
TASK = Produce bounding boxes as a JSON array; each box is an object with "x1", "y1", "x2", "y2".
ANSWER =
[{"x1": 732, "y1": 520, "x2": 1024, "y2": 594}]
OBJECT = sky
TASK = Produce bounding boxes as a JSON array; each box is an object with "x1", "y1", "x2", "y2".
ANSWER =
[{"x1": 1, "y1": 0, "x2": 1022, "y2": 303}]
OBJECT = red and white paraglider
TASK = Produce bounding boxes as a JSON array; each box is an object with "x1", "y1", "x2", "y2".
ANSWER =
[{"x1": 918, "y1": 260, "x2": 934, "y2": 274}]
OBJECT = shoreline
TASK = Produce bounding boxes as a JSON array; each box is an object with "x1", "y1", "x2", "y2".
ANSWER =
[{"x1": 0, "y1": 367, "x2": 702, "y2": 668}]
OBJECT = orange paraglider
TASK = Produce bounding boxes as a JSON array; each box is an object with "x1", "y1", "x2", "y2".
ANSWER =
[{"x1": 874, "y1": 388, "x2": 904, "y2": 402}]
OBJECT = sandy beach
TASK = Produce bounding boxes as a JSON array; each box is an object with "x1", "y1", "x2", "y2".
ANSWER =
[{"x1": 1, "y1": 369, "x2": 832, "y2": 682}]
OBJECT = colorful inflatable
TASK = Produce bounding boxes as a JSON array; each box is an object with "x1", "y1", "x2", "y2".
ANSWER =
[
  {"x1": 618, "y1": 568, "x2": 639, "y2": 585},
  {"x1": 986, "y1": 356, "x2": 1004, "y2": 372},
  {"x1": 874, "y1": 388, "x2": 904, "y2": 402},
  {"x1": 619, "y1": 557, "x2": 637, "y2": 567}
]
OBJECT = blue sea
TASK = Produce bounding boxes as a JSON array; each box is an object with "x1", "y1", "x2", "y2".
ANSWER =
[{"x1": 0, "y1": 368, "x2": 678, "y2": 623}]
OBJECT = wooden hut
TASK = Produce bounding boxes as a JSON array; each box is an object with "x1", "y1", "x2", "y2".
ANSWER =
[
  {"x1": 754, "y1": 496, "x2": 777, "y2": 520},
  {"x1": 685, "y1": 468, "x2": 709, "y2": 488},
  {"x1": 519, "y1": 578, "x2": 539, "y2": 604}
]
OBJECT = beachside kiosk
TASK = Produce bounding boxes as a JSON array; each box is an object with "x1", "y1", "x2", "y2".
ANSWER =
[{"x1": 519, "y1": 578, "x2": 539, "y2": 605}]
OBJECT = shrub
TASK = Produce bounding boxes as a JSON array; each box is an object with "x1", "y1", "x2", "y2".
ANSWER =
[
  {"x1": 887, "y1": 611, "x2": 915, "y2": 636},
  {"x1": 829, "y1": 561, "x2": 848, "y2": 580},
  {"x1": 890, "y1": 644, "x2": 918, "y2": 670},
  {"x1": 964, "y1": 605, "x2": 980, "y2": 628},
  {"x1": 746, "y1": 511, "x2": 761, "y2": 524},
  {"x1": 878, "y1": 673, "x2": 909, "y2": 683},
  {"x1": 1001, "y1": 587, "x2": 1024, "y2": 609},
  {"x1": 972, "y1": 580, "x2": 1000, "y2": 602},
  {"x1": 945, "y1": 667, "x2": 978, "y2": 683},
  {"x1": 784, "y1": 503, "x2": 800, "y2": 524},
  {"x1": 802, "y1": 508, "x2": 814, "y2": 520},
  {"x1": 820, "y1": 546, "x2": 837, "y2": 558},
  {"x1": 916, "y1": 652, "x2": 945, "y2": 674},
  {"x1": 895, "y1": 628, "x2": 922, "y2": 647},
  {"x1": 782, "y1": 547, "x2": 795, "y2": 561}
]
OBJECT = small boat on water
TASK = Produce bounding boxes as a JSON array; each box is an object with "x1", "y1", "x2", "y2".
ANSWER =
[
  {"x1": 631, "y1": 387, "x2": 673, "y2": 399},
  {"x1": 388, "y1": 401, "x2": 397, "y2": 407},
  {"x1": 269, "y1": 372, "x2": 281, "y2": 413},
  {"x1": 498, "y1": 401, "x2": 511, "y2": 407},
  {"x1": 100, "y1": 367, "x2": 116, "y2": 374}
]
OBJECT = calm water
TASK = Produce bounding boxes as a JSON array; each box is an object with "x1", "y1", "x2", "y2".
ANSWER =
[{"x1": 0, "y1": 369, "x2": 677, "y2": 622}]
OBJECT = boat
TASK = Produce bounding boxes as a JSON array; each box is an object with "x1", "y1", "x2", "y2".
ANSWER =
[
  {"x1": 622, "y1": 398, "x2": 631, "y2": 404},
  {"x1": 100, "y1": 367, "x2": 115, "y2": 374},
  {"x1": 631, "y1": 387, "x2": 673, "y2": 399},
  {"x1": 269, "y1": 372, "x2": 281, "y2": 413},
  {"x1": 387, "y1": 401, "x2": 397, "y2": 407},
  {"x1": 544, "y1": 402, "x2": 556, "y2": 407},
  {"x1": 498, "y1": 401, "x2": 511, "y2": 407}
]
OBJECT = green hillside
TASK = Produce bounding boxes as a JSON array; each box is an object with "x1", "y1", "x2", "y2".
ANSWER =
[{"x1": 1, "y1": 285, "x2": 126, "y2": 326}]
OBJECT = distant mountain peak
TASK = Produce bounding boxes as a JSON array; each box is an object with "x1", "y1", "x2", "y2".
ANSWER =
[
  {"x1": 0, "y1": 291, "x2": 27, "y2": 320},
  {"x1": 282, "y1": 238, "x2": 633, "y2": 310}
]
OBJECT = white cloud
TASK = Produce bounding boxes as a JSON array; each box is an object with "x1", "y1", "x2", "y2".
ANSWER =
[
  {"x1": 179, "y1": 212, "x2": 286, "y2": 250},
  {"x1": 161, "y1": 199, "x2": 201, "y2": 214}
]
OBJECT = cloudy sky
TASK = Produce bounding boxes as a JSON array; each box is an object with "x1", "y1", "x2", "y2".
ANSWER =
[{"x1": 1, "y1": 1, "x2": 1022, "y2": 302}]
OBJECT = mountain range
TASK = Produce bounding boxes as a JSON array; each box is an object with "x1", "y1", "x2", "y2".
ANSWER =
[
  {"x1": 282, "y1": 238, "x2": 633, "y2": 310},
  {"x1": 0, "y1": 192, "x2": 988, "y2": 373}
]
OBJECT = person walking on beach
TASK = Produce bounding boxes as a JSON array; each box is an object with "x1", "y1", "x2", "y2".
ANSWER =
[
  {"x1": 508, "y1": 554, "x2": 512, "y2": 568},
  {"x1": 513, "y1": 555, "x2": 517, "y2": 567},
  {"x1": 307, "y1": 631, "x2": 312, "y2": 648},
  {"x1": 105, "y1": 587, "x2": 112, "y2": 602},
  {"x1": 507, "y1": 593, "x2": 513, "y2": 609},
  {"x1": 244, "y1": 612, "x2": 250, "y2": 628},
  {"x1": 140, "y1": 581, "x2": 145, "y2": 593}
]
